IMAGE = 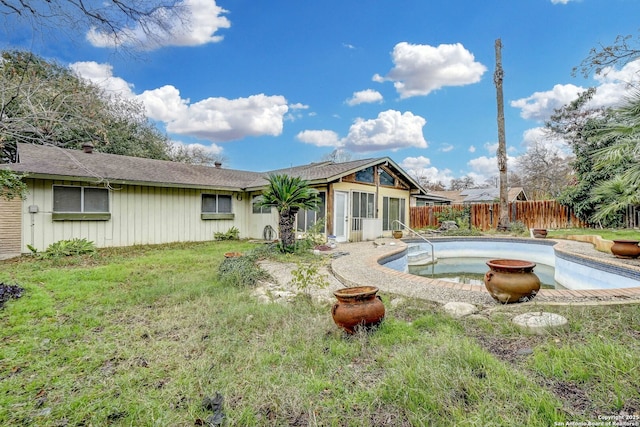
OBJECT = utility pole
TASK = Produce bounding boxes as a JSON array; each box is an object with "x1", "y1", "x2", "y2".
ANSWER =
[{"x1": 494, "y1": 38, "x2": 509, "y2": 231}]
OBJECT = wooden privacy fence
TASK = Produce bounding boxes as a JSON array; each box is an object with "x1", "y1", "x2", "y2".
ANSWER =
[{"x1": 410, "y1": 200, "x2": 589, "y2": 231}]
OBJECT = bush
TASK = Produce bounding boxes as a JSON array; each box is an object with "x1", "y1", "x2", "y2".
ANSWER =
[
  {"x1": 217, "y1": 253, "x2": 271, "y2": 287},
  {"x1": 508, "y1": 221, "x2": 528, "y2": 235},
  {"x1": 214, "y1": 226, "x2": 240, "y2": 241},
  {"x1": 40, "y1": 238, "x2": 97, "y2": 259}
]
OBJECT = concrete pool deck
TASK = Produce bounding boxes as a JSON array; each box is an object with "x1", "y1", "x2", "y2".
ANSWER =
[{"x1": 329, "y1": 237, "x2": 640, "y2": 306}]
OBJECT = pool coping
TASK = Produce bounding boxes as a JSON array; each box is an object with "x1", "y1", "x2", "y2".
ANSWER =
[{"x1": 330, "y1": 236, "x2": 640, "y2": 307}]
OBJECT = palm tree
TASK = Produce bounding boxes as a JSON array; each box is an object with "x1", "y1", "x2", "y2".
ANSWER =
[
  {"x1": 589, "y1": 90, "x2": 640, "y2": 224},
  {"x1": 258, "y1": 174, "x2": 321, "y2": 252}
]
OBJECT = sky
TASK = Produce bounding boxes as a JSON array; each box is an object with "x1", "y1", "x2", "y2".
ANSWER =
[{"x1": 3, "y1": 0, "x2": 640, "y2": 187}]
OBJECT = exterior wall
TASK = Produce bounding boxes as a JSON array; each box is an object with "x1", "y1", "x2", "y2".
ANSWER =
[
  {"x1": 330, "y1": 181, "x2": 410, "y2": 239},
  {"x1": 246, "y1": 191, "x2": 279, "y2": 240},
  {"x1": 21, "y1": 178, "x2": 252, "y2": 252},
  {"x1": 0, "y1": 196, "x2": 22, "y2": 259}
]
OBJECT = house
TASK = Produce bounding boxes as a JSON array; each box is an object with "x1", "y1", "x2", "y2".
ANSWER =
[
  {"x1": 431, "y1": 187, "x2": 528, "y2": 204},
  {"x1": 0, "y1": 143, "x2": 427, "y2": 257}
]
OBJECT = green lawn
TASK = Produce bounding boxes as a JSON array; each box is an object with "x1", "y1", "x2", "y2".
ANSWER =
[
  {"x1": 548, "y1": 228, "x2": 640, "y2": 241},
  {"x1": 1, "y1": 241, "x2": 639, "y2": 426}
]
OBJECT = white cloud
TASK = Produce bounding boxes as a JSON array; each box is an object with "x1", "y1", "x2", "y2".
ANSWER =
[
  {"x1": 374, "y1": 42, "x2": 487, "y2": 98},
  {"x1": 439, "y1": 143, "x2": 454, "y2": 153},
  {"x1": 551, "y1": 0, "x2": 574, "y2": 4},
  {"x1": 138, "y1": 85, "x2": 190, "y2": 122},
  {"x1": 511, "y1": 59, "x2": 640, "y2": 122},
  {"x1": 346, "y1": 89, "x2": 383, "y2": 106},
  {"x1": 70, "y1": 62, "x2": 135, "y2": 97},
  {"x1": 296, "y1": 130, "x2": 342, "y2": 147},
  {"x1": 164, "y1": 93, "x2": 289, "y2": 142},
  {"x1": 87, "y1": 0, "x2": 230, "y2": 50},
  {"x1": 468, "y1": 145, "x2": 476, "y2": 153},
  {"x1": 171, "y1": 140, "x2": 223, "y2": 156},
  {"x1": 510, "y1": 84, "x2": 584, "y2": 121},
  {"x1": 467, "y1": 155, "x2": 517, "y2": 181},
  {"x1": 401, "y1": 156, "x2": 454, "y2": 187},
  {"x1": 343, "y1": 110, "x2": 428, "y2": 152}
]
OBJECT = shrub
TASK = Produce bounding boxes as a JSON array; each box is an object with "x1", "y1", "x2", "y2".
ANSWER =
[
  {"x1": 40, "y1": 238, "x2": 97, "y2": 259},
  {"x1": 289, "y1": 258, "x2": 330, "y2": 294},
  {"x1": 508, "y1": 220, "x2": 528, "y2": 235},
  {"x1": 214, "y1": 226, "x2": 240, "y2": 241},
  {"x1": 217, "y1": 253, "x2": 270, "y2": 287}
]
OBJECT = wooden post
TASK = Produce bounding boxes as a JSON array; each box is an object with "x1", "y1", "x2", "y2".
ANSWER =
[{"x1": 494, "y1": 39, "x2": 509, "y2": 231}]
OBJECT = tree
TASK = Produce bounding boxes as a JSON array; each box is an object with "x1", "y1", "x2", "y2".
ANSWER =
[
  {"x1": 574, "y1": 34, "x2": 640, "y2": 78},
  {"x1": 0, "y1": 0, "x2": 185, "y2": 50},
  {"x1": 515, "y1": 141, "x2": 573, "y2": 199},
  {"x1": 0, "y1": 50, "x2": 172, "y2": 161},
  {"x1": 588, "y1": 90, "x2": 640, "y2": 225},
  {"x1": 449, "y1": 176, "x2": 475, "y2": 191},
  {"x1": 321, "y1": 149, "x2": 353, "y2": 163},
  {"x1": 494, "y1": 39, "x2": 509, "y2": 230},
  {"x1": 258, "y1": 174, "x2": 321, "y2": 253}
]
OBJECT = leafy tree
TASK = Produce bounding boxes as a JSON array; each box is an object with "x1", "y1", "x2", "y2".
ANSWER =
[
  {"x1": 0, "y1": 50, "x2": 173, "y2": 162},
  {"x1": 588, "y1": 90, "x2": 640, "y2": 225},
  {"x1": 545, "y1": 89, "x2": 617, "y2": 225},
  {"x1": 257, "y1": 174, "x2": 321, "y2": 253},
  {"x1": 0, "y1": 169, "x2": 27, "y2": 200}
]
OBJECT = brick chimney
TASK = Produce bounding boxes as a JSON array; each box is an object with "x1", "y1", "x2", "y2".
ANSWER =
[
  {"x1": 214, "y1": 161, "x2": 222, "y2": 169},
  {"x1": 82, "y1": 142, "x2": 94, "y2": 154}
]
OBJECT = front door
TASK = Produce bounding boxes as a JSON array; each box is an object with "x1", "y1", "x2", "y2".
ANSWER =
[{"x1": 334, "y1": 191, "x2": 348, "y2": 242}]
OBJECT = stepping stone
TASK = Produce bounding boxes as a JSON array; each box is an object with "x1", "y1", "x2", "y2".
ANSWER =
[
  {"x1": 512, "y1": 312, "x2": 568, "y2": 334},
  {"x1": 442, "y1": 302, "x2": 477, "y2": 318}
]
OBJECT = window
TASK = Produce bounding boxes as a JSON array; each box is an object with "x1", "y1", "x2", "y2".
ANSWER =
[
  {"x1": 355, "y1": 166, "x2": 374, "y2": 183},
  {"x1": 202, "y1": 194, "x2": 232, "y2": 213},
  {"x1": 351, "y1": 191, "x2": 375, "y2": 219},
  {"x1": 296, "y1": 191, "x2": 326, "y2": 232},
  {"x1": 383, "y1": 197, "x2": 406, "y2": 231},
  {"x1": 202, "y1": 194, "x2": 234, "y2": 220},
  {"x1": 379, "y1": 170, "x2": 395, "y2": 186},
  {"x1": 52, "y1": 185, "x2": 110, "y2": 220},
  {"x1": 252, "y1": 196, "x2": 271, "y2": 214}
]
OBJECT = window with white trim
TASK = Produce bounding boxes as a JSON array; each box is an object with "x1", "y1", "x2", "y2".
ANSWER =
[{"x1": 252, "y1": 196, "x2": 271, "y2": 214}]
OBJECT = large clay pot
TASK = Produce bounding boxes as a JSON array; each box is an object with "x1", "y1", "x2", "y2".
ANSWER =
[
  {"x1": 610, "y1": 240, "x2": 640, "y2": 259},
  {"x1": 484, "y1": 259, "x2": 541, "y2": 304},
  {"x1": 332, "y1": 286, "x2": 385, "y2": 334},
  {"x1": 532, "y1": 228, "x2": 547, "y2": 238},
  {"x1": 392, "y1": 230, "x2": 403, "y2": 239}
]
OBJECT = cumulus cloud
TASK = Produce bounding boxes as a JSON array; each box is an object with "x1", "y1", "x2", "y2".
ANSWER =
[
  {"x1": 551, "y1": 0, "x2": 574, "y2": 4},
  {"x1": 72, "y1": 61, "x2": 290, "y2": 143},
  {"x1": 511, "y1": 59, "x2": 640, "y2": 122},
  {"x1": 374, "y1": 42, "x2": 487, "y2": 98},
  {"x1": 297, "y1": 110, "x2": 427, "y2": 153},
  {"x1": 163, "y1": 93, "x2": 289, "y2": 142},
  {"x1": 346, "y1": 89, "x2": 383, "y2": 106},
  {"x1": 401, "y1": 156, "x2": 454, "y2": 187},
  {"x1": 343, "y1": 110, "x2": 428, "y2": 152},
  {"x1": 70, "y1": 62, "x2": 135, "y2": 97},
  {"x1": 468, "y1": 145, "x2": 476, "y2": 153},
  {"x1": 87, "y1": 0, "x2": 230, "y2": 50},
  {"x1": 296, "y1": 130, "x2": 342, "y2": 147}
]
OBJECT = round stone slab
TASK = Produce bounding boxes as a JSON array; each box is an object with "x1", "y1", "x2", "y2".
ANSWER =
[
  {"x1": 512, "y1": 312, "x2": 568, "y2": 334},
  {"x1": 442, "y1": 302, "x2": 477, "y2": 318}
]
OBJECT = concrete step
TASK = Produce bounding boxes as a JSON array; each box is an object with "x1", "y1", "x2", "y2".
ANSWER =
[{"x1": 407, "y1": 250, "x2": 436, "y2": 266}]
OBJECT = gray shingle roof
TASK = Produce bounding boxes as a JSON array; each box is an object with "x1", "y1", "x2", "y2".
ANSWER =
[{"x1": 6, "y1": 144, "x2": 423, "y2": 193}]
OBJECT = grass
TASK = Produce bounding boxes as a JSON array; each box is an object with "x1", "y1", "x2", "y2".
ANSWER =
[
  {"x1": 1, "y1": 240, "x2": 639, "y2": 426},
  {"x1": 547, "y1": 228, "x2": 640, "y2": 241}
]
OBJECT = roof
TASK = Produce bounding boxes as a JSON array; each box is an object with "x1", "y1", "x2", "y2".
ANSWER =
[
  {"x1": 431, "y1": 187, "x2": 527, "y2": 203},
  {"x1": 5, "y1": 143, "x2": 425, "y2": 193}
]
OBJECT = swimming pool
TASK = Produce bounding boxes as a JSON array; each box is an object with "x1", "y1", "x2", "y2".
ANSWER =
[{"x1": 382, "y1": 237, "x2": 640, "y2": 291}]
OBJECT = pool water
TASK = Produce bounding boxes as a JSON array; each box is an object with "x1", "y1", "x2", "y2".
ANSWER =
[{"x1": 408, "y1": 257, "x2": 562, "y2": 289}]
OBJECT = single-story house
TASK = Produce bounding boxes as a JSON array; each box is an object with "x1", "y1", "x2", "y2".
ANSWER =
[
  {"x1": 431, "y1": 187, "x2": 528, "y2": 204},
  {"x1": 0, "y1": 143, "x2": 428, "y2": 257}
]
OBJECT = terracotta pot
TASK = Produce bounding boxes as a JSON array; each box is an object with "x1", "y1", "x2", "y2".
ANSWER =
[
  {"x1": 392, "y1": 230, "x2": 403, "y2": 239},
  {"x1": 484, "y1": 259, "x2": 541, "y2": 304},
  {"x1": 610, "y1": 240, "x2": 640, "y2": 259},
  {"x1": 532, "y1": 228, "x2": 547, "y2": 238},
  {"x1": 224, "y1": 252, "x2": 243, "y2": 258},
  {"x1": 332, "y1": 286, "x2": 385, "y2": 334}
]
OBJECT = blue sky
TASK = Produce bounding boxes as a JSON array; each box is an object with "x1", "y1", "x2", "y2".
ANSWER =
[{"x1": 4, "y1": 0, "x2": 640, "y2": 187}]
